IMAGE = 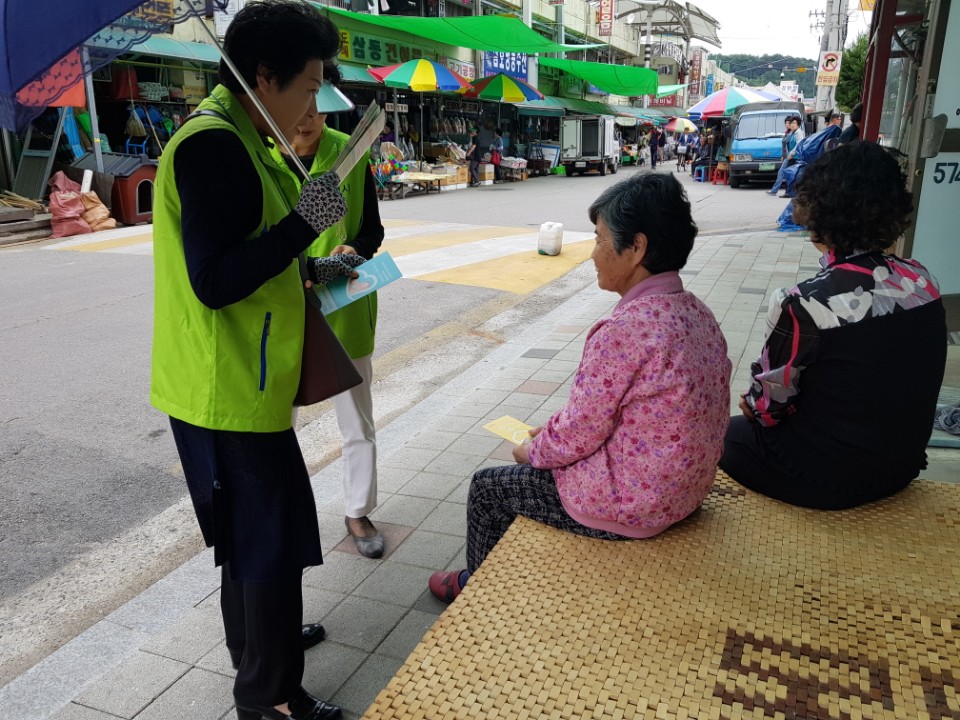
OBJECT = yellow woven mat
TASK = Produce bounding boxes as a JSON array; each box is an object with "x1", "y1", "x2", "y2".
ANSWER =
[{"x1": 363, "y1": 473, "x2": 960, "y2": 719}]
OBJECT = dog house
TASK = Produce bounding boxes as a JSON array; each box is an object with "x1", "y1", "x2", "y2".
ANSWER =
[{"x1": 73, "y1": 152, "x2": 157, "y2": 225}]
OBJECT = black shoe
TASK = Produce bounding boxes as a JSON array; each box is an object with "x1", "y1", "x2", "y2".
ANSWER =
[
  {"x1": 236, "y1": 688, "x2": 342, "y2": 720},
  {"x1": 302, "y1": 622, "x2": 326, "y2": 650},
  {"x1": 229, "y1": 624, "x2": 326, "y2": 669}
]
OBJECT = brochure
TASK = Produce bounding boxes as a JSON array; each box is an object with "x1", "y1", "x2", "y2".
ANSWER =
[
  {"x1": 312, "y1": 252, "x2": 402, "y2": 315},
  {"x1": 483, "y1": 416, "x2": 535, "y2": 445}
]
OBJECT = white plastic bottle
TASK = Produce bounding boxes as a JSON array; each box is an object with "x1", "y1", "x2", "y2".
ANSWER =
[{"x1": 537, "y1": 221, "x2": 563, "y2": 256}]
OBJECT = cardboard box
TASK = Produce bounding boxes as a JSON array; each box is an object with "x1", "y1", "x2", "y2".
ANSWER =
[
  {"x1": 479, "y1": 163, "x2": 494, "y2": 173},
  {"x1": 456, "y1": 166, "x2": 469, "y2": 183},
  {"x1": 182, "y1": 85, "x2": 207, "y2": 103},
  {"x1": 431, "y1": 165, "x2": 447, "y2": 175}
]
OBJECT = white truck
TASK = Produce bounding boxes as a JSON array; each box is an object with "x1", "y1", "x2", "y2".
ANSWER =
[{"x1": 560, "y1": 114, "x2": 620, "y2": 177}]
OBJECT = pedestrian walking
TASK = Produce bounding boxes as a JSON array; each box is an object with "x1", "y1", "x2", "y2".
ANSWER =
[{"x1": 151, "y1": 2, "x2": 348, "y2": 718}]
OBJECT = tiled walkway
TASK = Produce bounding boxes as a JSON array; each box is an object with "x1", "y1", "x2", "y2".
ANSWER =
[{"x1": 4, "y1": 229, "x2": 956, "y2": 720}]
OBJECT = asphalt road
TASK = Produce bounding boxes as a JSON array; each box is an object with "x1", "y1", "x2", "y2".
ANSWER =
[{"x1": 0, "y1": 164, "x2": 782, "y2": 681}]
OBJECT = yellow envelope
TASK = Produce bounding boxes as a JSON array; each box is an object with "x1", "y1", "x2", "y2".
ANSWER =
[{"x1": 483, "y1": 415, "x2": 534, "y2": 445}]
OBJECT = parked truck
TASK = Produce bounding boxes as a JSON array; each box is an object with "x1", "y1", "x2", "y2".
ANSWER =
[
  {"x1": 560, "y1": 115, "x2": 620, "y2": 177},
  {"x1": 725, "y1": 101, "x2": 807, "y2": 188}
]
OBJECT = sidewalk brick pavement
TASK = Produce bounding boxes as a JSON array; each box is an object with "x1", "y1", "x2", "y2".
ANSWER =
[{"x1": 3, "y1": 228, "x2": 955, "y2": 720}]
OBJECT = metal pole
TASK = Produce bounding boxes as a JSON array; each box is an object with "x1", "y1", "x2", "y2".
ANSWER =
[
  {"x1": 195, "y1": 16, "x2": 309, "y2": 179},
  {"x1": 1, "y1": 129, "x2": 14, "y2": 180},
  {"x1": 81, "y1": 47, "x2": 105, "y2": 173},
  {"x1": 642, "y1": 9, "x2": 653, "y2": 108},
  {"x1": 393, "y1": 87, "x2": 401, "y2": 153},
  {"x1": 523, "y1": 0, "x2": 538, "y2": 89}
]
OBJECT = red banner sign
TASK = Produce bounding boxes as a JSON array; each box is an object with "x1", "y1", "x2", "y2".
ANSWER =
[
  {"x1": 649, "y1": 95, "x2": 678, "y2": 107},
  {"x1": 598, "y1": 0, "x2": 613, "y2": 36}
]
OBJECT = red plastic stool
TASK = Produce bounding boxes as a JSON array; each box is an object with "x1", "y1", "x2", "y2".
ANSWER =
[{"x1": 711, "y1": 166, "x2": 729, "y2": 185}]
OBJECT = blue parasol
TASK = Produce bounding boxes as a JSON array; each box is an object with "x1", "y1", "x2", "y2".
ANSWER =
[{"x1": 0, "y1": 1, "x2": 228, "y2": 131}]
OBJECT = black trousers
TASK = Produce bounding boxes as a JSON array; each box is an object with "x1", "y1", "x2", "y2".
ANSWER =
[
  {"x1": 170, "y1": 418, "x2": 321, "y2": 707},
  {"x1": 221, "y1": 564, "x2": 304, "y2": 707},
  {"x1": 719, "y1": 415, "x2": 912, "y2": 510}
]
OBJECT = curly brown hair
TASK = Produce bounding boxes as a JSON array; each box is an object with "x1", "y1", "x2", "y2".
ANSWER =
[{"x1": 792, "y1": 142, "x2": 913, "y2": 254}]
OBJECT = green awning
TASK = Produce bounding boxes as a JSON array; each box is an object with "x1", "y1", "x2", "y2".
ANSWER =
[
  {"x1": 655, "y1": 83, "x2": 688, "y2": 98},
  {"x1": 515, "y1": 96, "x2": 566, "y2": 117},
  {"x1": 317, "y1": 6, "x2": 605, "y2": 54},
  {"x1": 607, "y1": 105, "x2": 655, "y2": 122},
  {"x1": 538, "y1": 58, "x2": 658, "y2": 97},
  {"x1": 338, "y1": 63, "x2": 379, "y2": 84},
  {"x1": 125, "y1": 35, "x2": 220, "y2": 64},
  {"x1": 554, "y1": 96, "x2": 612, "y2": 115}
]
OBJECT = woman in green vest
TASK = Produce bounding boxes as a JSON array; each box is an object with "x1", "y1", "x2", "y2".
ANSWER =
[
  {"x1": 276, "y1": 62, "x2": 387, "y2": 559},
  {"x1": 150, "y1": 3, "x2": 348, "y2": 719}
]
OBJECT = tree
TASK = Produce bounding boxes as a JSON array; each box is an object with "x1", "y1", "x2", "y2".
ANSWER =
[
  {"x1": 836, "y1": 34, "x2": 868, "y2": 111},
  {"x1": 712, "y1": 54, "x2": 817, "y2": 99}
]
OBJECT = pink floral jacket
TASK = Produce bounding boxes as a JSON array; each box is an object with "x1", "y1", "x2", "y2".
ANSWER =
[{"x1": 528, "y1": 272, "x2": 731, "y2": 538}]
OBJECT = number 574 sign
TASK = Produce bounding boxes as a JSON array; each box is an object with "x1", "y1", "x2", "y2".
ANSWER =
[{"x1": 932, "y1": 160, "x2": 960, "y2": 184}]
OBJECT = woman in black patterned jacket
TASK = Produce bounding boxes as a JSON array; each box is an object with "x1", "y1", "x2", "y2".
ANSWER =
[{"x1": 721, "y1": 142, "x2": 947, "y2": 509}]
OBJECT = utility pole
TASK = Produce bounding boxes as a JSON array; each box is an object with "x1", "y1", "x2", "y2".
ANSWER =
[{"x1": 814, "y1": 0, "x2": 848, "y2": 113}]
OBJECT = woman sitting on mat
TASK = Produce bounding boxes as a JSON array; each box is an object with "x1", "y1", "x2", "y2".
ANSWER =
[
  {"x1": 429, "y1": 173, "x2": 732, "y2": 602},
  {"x1": 720, "y1": 142, "x2": 946, "y2": 510}
]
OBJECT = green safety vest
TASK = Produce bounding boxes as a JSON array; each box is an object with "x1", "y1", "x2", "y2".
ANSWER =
[
  {"x1": 151, "y1": 85, "x2": 305, "y2": 432},
  {"x1": 271, "y1": 127, "x2": 377, "y2": 358}
]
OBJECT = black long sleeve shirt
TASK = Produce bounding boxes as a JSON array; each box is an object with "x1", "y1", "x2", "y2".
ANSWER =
[{"x1": 173, "y1": 129, "x2": 316, "y2": 310}]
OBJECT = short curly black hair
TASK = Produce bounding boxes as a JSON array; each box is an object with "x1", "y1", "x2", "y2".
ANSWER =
[
  {"x1": 588, "y1": 172, "x2": 698, "y2": 274},
  {"x1": 221, "y1": 1, "x2": 341, "y2": 94},
  {"x1": 792, "y1": 142, "x2": 913, "y2": 254}
]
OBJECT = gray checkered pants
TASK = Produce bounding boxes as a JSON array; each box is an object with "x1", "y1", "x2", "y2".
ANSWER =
[{"x1": 466, "y1": 464, "x2": 628, "y2": 573}]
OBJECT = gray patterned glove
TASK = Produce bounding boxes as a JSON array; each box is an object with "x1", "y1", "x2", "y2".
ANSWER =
[
  {"x1": 295, "y1": 171, "x2": 347, "y2": 235},
  {"x1": 307, "y1": 253, "x2": 366, "y2": 286}
]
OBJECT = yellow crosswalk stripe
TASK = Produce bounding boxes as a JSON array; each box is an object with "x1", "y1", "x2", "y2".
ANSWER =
[
  {"x1": 57, "y1": 232, "x2": 153, "y2": 252},
  {"x1": 385, "y1": 226, "x2": 533, "y2": 257},
  {"x1": 415, "y1": 239, "x2": 593, "y2": 293}
]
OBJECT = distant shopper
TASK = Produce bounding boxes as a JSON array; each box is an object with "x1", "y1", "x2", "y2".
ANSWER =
[
  {"x1": 649, "y1": 127, "x2": 662, "y2": 169},
  {"x1": 466, "y1": 127, "x2": 480, "y2": 186},
  {"x1": 690, "y1": 132, "x2": 716, "y2": 178},
  {"x1": 722, "y1": 142, "x2": 947, "y2": 510},
  {"x1": 838, "y1": 103, "x2": 862, "y2": 144},
  {"x1": 769, "y1": 115, "x2": 804, "y2": 196},
  {"x1": 380, "y1": 120, "x2": 396, "y2": 143},
  {"x1": 491, "y1": 127, "x2": 504, "y2": 183}
]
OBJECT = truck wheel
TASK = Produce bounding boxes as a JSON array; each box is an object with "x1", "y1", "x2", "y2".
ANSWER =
[
  {"x1": 599, "y1": 163, "x2": 607, "y2": 176},
  {"x1": 609, "y1": 161, "x2": 618, "y2": 174},
  {"x1": 729, "y1": 176, "x2": 742, "y2": 189}
]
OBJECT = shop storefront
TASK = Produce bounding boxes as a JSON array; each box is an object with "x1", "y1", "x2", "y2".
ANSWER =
[{"x1": 862, "y1": 0, "x2": 959, "y2": 327}]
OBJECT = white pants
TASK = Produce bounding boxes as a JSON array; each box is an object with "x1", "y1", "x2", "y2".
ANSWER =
[{"x1": 334, "y1": 354, "x2": 378, "y2": 518}]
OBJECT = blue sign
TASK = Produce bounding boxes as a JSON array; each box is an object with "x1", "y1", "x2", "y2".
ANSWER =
[
  {"x1": 705, "y1": 74, "x2": 715, "y2": 96},
  {"x1": 482, "y1": 52, "x2": 529, "y2": 81}
]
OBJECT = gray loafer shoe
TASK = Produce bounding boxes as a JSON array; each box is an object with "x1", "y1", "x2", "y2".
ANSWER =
[{"x1": 345, "y1": 517, "x2": 385, "y2": 558}]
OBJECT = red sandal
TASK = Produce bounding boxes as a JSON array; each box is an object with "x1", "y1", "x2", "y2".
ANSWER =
[{"x1": 428, "y1": 569, "x2": 468, "y2": 603}]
